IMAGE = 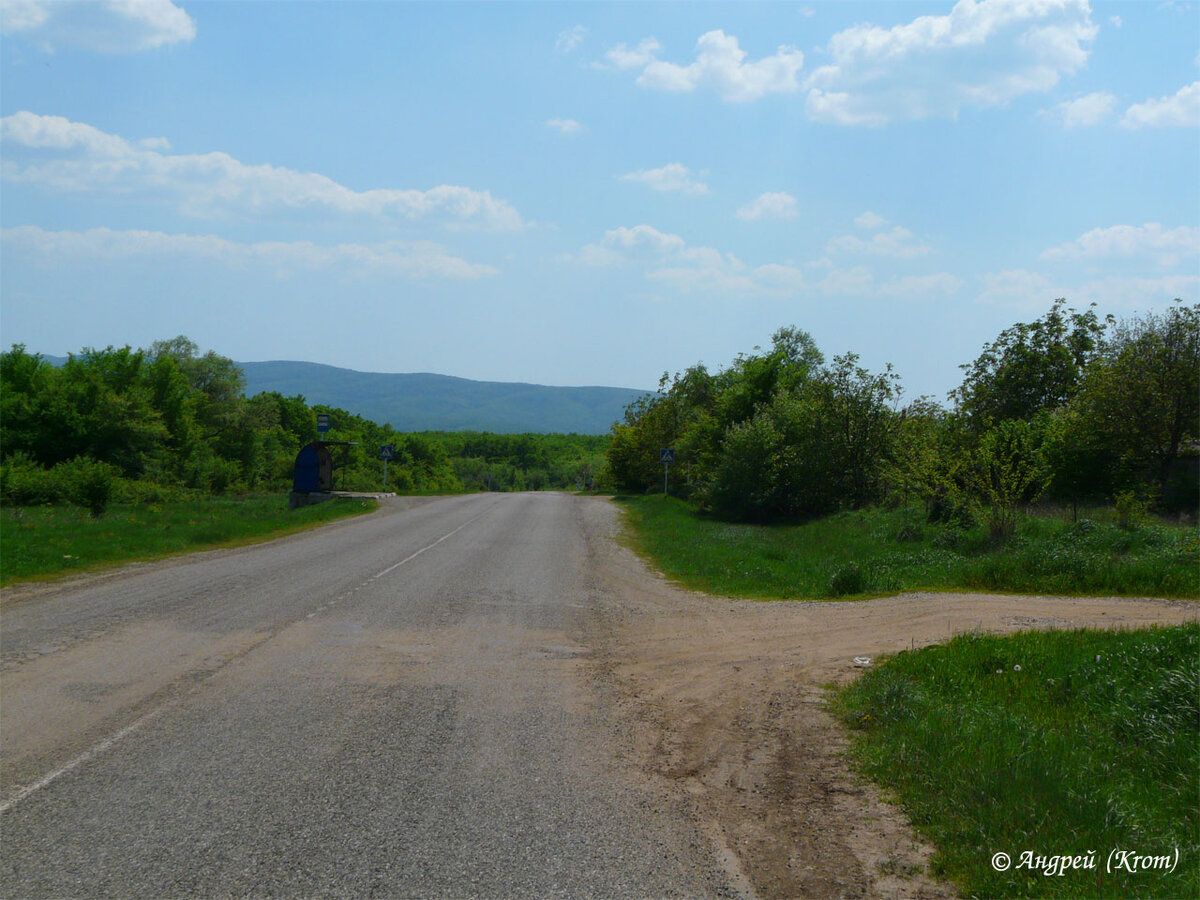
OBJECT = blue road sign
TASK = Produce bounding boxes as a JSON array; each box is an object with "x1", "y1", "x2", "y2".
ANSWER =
[
  {"x1": 378, "y1": 444, "x2": 395, "y2": 461},
  {"x1": 317, "y1": 413, "x2": 331, "y2": 434},
  {"x1": 660, "y1": 448, "x2": 676, "y2": 464}
]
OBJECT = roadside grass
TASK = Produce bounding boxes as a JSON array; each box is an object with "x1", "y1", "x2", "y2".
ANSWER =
[
  {"x1": 0, "y1": 496, "x2": 375, "y2": 586},
  {"x1": 616, "y1": 496, "x2": 1199, "y2": 600},
  {"x1": 832, "y1": 625, "x2": 1200, "y2": 898}
]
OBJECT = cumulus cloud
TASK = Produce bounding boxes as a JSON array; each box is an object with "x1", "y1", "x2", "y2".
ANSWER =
[
  {"x1": 619, "y1": 163, "x2": 710, "y2": 195},
  {"x1": 1121, "y1": 81, "x2": 1200, "y2": 128},
  {"x1": 736, "y1": 191, "x2": 798, "y2": 221},
  {"x1": 571, "y1": 223, "x2": 804, "y2": 296},
  {"x1": 1040, "y1": 91, "x2": 1117, "y2": 127},
  {"x1": 854, "y1": 211, "x2": 888, "y2": 230},
  {"x1": 546, "y1": 117, "x2": 583, "y2": 135},
  {"x1": 555, "y1": 24, "x2": 586, "y2": 54},
  {"x1": 1041, "y1": 223, "x2": 1200, "y2": 267},
  {"x1": 0, "y1": 111, "x2": 526, "y2": 230},
  {"x1": 603, "y1": 38, "x2": 661, "y2": 71},
  {"x1": 975, "y1": 268, "x2": 1060, "y2": 307},
  {"x1": 828, "y1": 225, "x2": 930, "y2": 258},
  {"x1": 0, "y1": 0, "x2": 196, "y2": 53},
  {"x1": 606, "y1": 30, "x2": 804, "y2": 102},
  {"x1": 2, "y1": 225, "x2": 499, "y2": 280},
  {"x1": 805, "y1": 0, "x2": 1097, "y2": 125}
]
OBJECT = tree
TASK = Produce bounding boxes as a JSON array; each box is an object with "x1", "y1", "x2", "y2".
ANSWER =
[
  {"x1": 952, "y1": 299, "x2": 1108, "y2": 426},
  {"x1": 1075, "y1": 301, "x2": 1199, "y2": 506},
  {"x1": 966, "y1": 419, "x2": 1050, "y2": 539}
]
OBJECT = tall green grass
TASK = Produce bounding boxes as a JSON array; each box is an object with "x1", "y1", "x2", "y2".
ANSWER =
[
  {"x1": 834, "y1": 625, "x2": 1199, "y2": 898},
  {"x1": 0, "y1": 496, "x2": 375, "y2": 585},
  {"x1": 617, "y1": 496, "x2": 1199, "y2": 600}
]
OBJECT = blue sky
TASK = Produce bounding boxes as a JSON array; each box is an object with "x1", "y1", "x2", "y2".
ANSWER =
[{"x1": 1, "y1": 1, "x2": 1197, "y2": 401}]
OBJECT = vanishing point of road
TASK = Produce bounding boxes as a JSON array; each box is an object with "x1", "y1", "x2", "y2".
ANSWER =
[{"x1": 1, "y1": 493, "x2": 736, "y2": 898}]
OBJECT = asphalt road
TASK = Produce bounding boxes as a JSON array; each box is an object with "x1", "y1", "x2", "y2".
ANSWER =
[{"x1": 1, "y1": 493, "x2": 733, "y2": 898}]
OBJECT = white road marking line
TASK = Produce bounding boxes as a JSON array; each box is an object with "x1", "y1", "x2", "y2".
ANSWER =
[
  {"x1": 2, "y1": 504, "x2": 492, "y2": 814},
  {"x1": 370, "y1": 509, "x2": 490, "y2": 581},
  {"x1": 1, "y1": 699, "x2": 178, "y2": 814}
]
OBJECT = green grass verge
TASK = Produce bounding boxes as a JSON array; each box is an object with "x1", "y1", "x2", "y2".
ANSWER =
[
  {"x1": 616, "y1": 496, "x2": 1199, "y2": 600},
  {"x1": 832, "y1": 625, "x2": 1199, "y2": 898},
  {"x1": 0, "y1": 496, "x2": 376, "y2": 586}
]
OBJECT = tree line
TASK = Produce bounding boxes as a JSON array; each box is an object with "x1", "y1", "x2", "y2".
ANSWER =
[
  {"x1": 0, "y1": 337, "x2": 604, "y2": 513},
  {"x1": 604, "y1": 300, "x2": 1199, "y2": 534}
]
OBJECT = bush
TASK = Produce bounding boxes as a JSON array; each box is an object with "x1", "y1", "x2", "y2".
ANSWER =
[
  {"x1": 829, "y1": 561, "x2": 867, "y2": 596},
  {"x1": 60, "y1": 457, "x2": 119, "y2": 517}
]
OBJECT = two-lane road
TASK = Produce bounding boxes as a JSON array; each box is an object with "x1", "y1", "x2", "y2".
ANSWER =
[{"x1": 1, "y1": 493, "x2": 734, "y2": 897}]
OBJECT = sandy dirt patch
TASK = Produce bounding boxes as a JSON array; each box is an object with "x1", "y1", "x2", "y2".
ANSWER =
[{"x1": 578, "y1": 497, "x2": 1199, "y2": 899}]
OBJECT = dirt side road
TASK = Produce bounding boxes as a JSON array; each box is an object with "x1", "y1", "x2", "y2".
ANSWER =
[{"x1": 574, "y1": 496, "x2": 1200, "y2": 900}]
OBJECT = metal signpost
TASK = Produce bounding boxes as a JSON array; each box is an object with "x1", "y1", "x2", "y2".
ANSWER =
[
  {"x1": 378, "y1": 444, "x2": 395, "y2": 490},
  {"x1": 660, "y1": 448, "x2": 675, "y2": 496},
  {"x1": 316, "y1": 413, "x2": 331, "y2": 435}
]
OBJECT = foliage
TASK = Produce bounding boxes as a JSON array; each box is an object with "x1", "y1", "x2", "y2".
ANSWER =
[
  {"x1": 951, "y1": 298, "x2": 1108, "y2": 427},
  {"x1": 1, "y1": 338, "x2": 613, "y2": 510},
  {"x1": 965, "y1": 418, "x2": 1051, "y2": 539},
  {"x1": 834, "y1": 625, "x2": 1199, "y2": 898},
  {"x1": 606, "y1": 328, "x2": 897, "y2": 521}
]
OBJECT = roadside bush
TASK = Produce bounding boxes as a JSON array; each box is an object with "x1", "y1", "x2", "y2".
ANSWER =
[
  {"x1": 1, "y1": 451, "x2": 65, "y2": 505},
  {"x1": 59, "y1": 457, "x2": 120, "y2": 517},
  {"x1": 829, "y1": 561, "x2": 868, "y2": 596}
]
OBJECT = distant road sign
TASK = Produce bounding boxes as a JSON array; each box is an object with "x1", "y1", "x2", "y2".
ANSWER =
[
  {"x1": 378, "y1": 444, "x2": 395, "y2": 461},
  {"x1": 316, "y1": 413, "x2": 331, "y2": 434},
  {"x1": 660, "y1": 448, "x2": 675, "y2": 464}
]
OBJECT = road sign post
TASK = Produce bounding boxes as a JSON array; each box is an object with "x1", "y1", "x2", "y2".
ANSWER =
[
  {"x1": 660, "y1": 448, "x2": 675, "y2": 496},
  {"x1": 316, "y1": 413, "x2": 331, "y2": 436},
  {"x1": 378, "y1": 444, "x2": 395, "y2": 491}
]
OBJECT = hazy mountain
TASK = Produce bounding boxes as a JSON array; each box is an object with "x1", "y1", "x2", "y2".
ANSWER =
[{"x1": 240, "y1": 361, "x2": 647, "y2": 434}]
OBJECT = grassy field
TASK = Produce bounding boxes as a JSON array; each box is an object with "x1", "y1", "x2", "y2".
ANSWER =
[
  {"x1": 616, "y1": 496, "x2": 1199, "y2": 600},
  {"x1": 0, "y1": 496, "x2": 375, "y2": 586},
  {"x1": 833, "y1": 625, "x2": 1199, "y2": 898}
]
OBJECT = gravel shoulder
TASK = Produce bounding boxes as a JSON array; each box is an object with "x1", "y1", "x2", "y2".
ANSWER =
[{"x1": 576, "y1": 496, "x2": 1200, "y2": 899}]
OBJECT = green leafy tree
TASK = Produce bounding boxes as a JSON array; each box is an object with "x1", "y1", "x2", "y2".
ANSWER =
[
  {"x1": 1075, "y1": 302, "x2": 1199, "y2": 505},
  {"x1": 966, "y1": 418, "x2": 1051, "y2": 539},
  {"x1": 952, "y1": 299, "x2": 1108, "y2": 426}
]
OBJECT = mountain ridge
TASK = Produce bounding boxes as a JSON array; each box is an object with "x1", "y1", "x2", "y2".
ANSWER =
[{"x1": 239, "y1": 360, "x2": 647, "y2": 434}]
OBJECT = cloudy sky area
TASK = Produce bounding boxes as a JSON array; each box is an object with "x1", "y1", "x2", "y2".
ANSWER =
[{"x1": 1, "y1": 0, "x2": 1197, "y2": 399}]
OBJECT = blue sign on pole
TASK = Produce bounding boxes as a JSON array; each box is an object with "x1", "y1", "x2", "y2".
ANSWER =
[
  {"x1": 659, "y1": 448, "x2": 675, "y2": 464},
  {"x1": 378, "y1": 444, "x2": 395, "y2": 461},
  {"x1": 317, "y1": 413, "x2": 331, "y2": 434}
]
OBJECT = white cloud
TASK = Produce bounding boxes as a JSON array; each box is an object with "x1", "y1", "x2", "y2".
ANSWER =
[
  {"x1": 1040, "y1": 91, "x2": 1117, "y2": 127},
  {"x1": 1041, "y1": 223, "x2": 1200, "y2": 267},
  {"x1": 1120, "y1": 81, "x2": 1200, "y2": 128},
  {"x1": 546, "y1": 118, "x2": 583, "y2": 135},
  {"x1": 603, "y1": 38, "x2": 661, "y2": 71},
  {"x1": 571, "y1": 223, "x2": 804, "y2": 296},
  {"x1": 555, "y1": 25, "x2": 586, "y2": 54},
  {"x1": 607, "y1": 30, "x2": 804, "y2": 102},
  {"x1": 1109, "y1": 15, "x2": 1122, "y2": 28},
  {"x1": 975, "y1": 268, "x2": 1198, "y2": 310},
  {"x1": 619, "y1": 163, "x2": 710, "y2": 195},
  {"x1": 975, "y1": 269, "x2": 1060, "y2": 307},
  {"x1": 0, "y1": 0, "x2": 196, "y2": 53},
  {"x1": 0, "y1": 111, "x2": 526, "y2": 231},
  {"x1": 854, "y1": 211, "x2": 888, "y2": 230},
  {"x1": 2, "y1": 225, "x2": 499, "y2": 280},
  {"x1": 828, "y1": 225, "x2": 931, "y2": 258},
  {"x1": 736, "y1": 191, "x2": 798, "y2": 221},
  {"x1": 805, "y1": 0, "x2": 1097, "y2": 125}
]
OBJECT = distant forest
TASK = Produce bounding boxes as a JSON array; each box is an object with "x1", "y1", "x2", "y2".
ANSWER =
[
  {"x1": 608, "y1": 300, "x2": 1199, "y2": 530},
  {"x1": 0, "y1": 336, "x2": 607, "y2": 514}
]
